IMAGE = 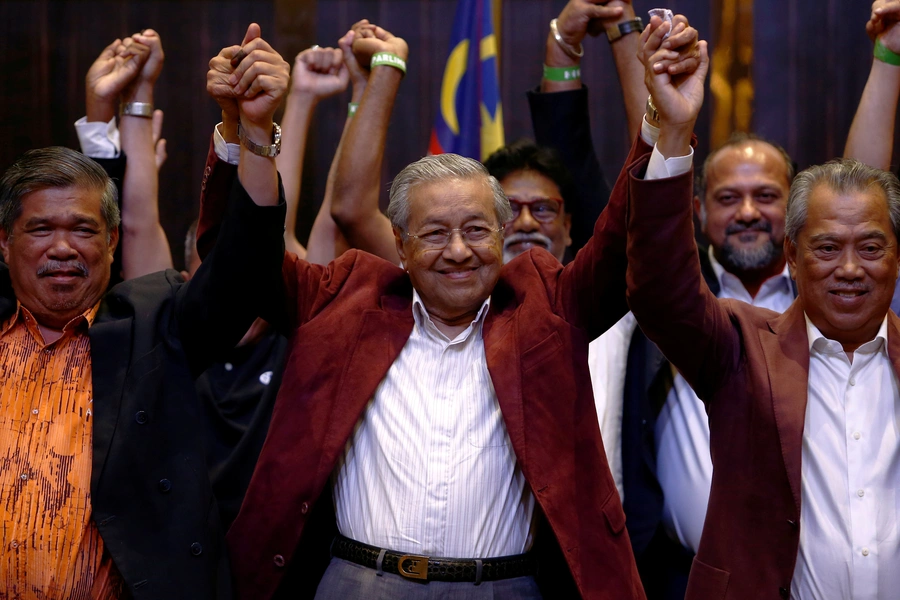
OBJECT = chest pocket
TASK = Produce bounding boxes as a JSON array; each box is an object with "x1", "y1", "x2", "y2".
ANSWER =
[{"x1": 464, "y1": 359, "x2": 508, "y2": 448}]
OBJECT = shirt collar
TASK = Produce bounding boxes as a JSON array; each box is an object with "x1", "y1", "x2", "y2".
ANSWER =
[
  {"x1": 805, "y1": 312, "x2": 889, "y2": 355},
  {"x1": 707, "y1": 246, "x2": 792, "y2": 297},
  {"x1": 411, "y1": 288, "x2": 491, "y2": 343},
  {"x1": 1, "y1": 300, "x2": 101, "y2": 338}
]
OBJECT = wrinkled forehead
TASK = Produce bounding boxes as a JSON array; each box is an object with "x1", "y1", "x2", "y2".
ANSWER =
[{"x1": 407, "y1": 176, "x2": 497, "y2": 225}]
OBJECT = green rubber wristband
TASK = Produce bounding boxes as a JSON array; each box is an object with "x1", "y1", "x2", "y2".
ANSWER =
[
  {"x1": 875, "y1": 38, "x2": 900, "y2": 66},
  {"x1": 371, "y1": 52, "x2": 407, "y2": 76},
  {"x1": 348, "y1": 102, "x2": 358, "y2": 117},
  {"x1": 543, "y1": 64, "x2": 581, "y2": 82}
]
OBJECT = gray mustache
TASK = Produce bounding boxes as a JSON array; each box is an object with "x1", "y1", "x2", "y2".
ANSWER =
[
  {"x1": 503, "y1": 231, "x2": 552, "y2": 249},
  {"x1": 37, "y1": 260, "x2": 88, "y2": 277}
]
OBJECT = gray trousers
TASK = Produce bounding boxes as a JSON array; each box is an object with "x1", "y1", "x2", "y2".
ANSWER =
[{"x1": 314, "y1": 557, "x2": 544, "y2": 600}]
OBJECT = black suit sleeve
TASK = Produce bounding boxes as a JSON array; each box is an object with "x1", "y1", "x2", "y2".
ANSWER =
[
  {"x1": 527, "y1": 85, "x2": 611, "y2": 259},
  {"x1": 176, "y1": 176, "x2": 287, "y2": 377}
]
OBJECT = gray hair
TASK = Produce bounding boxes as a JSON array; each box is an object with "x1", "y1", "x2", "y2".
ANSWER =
[
  {"x1": 387, "y1": 153, "x2": 512, "y2": 232},
  {"x1": 785, "y1": 158, "x2": 900, "y2": 244},
  {"x1": 0, "y1": 147, "x2": 120, "y2": 238}
]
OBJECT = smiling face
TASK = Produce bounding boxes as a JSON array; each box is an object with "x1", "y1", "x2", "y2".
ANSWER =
[
  {"x1": 786, "y1": 184, "x2": 899, "y2": 352},
  {"x1": 500, "y1": 170, "x2": 572, "y2": 263},
  {"x1": 698, "y1": 142, "x2": 790, "y2": 275},
  {"x1": 0, "y1": 186, "x2": 118, "y2": 330},
  {"x1": 395, "y1": 176, "x2": 503, "y2": 329}
]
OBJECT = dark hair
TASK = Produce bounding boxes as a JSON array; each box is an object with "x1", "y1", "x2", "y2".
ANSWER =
[
  {"x1": 0, "y1": 146, "x2": 120, "y2": 237},
  {"x1": 483, "y1": 140, "x2": 575, "y2": 211},
  {"x1": 184, "y1": 218, "x2": 199, "y2": 268},
  {"x1": 696, "y1": 132, "x2": 795, "y2": 207}
]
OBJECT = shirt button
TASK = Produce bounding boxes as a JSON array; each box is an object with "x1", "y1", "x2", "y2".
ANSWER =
[
  {"x1": 158, "y1": 479, "x2": 172, "y2": 493},
  {"x1": 135, "y1": 411, "x2": 149, "y2": 425},
  {"x1": 858, "y1": 489, "x2": 865, "y2": 497},
  {"x1": 31, "y1": 409, "x2": 38, "y2": 415},
  {"x1": 224, "y1": 362, "x2": 233, "y2": 371},
  {"x1": 850, "y1": 377, "x2": 856, "y2": 386},
  {"x1": 862, "y1": 548, "x2": 870, "y2": 556},
  {"x1": 19, "y1": 473, "x2": 27, "y2": 481},
  {"x1": 10, "y1": 540, "x2": 17, "y2": 548},
  {"x1": 190, "y1": 542, "x2": 203, "y2": 556},
  {"x1": 853, "y1": 432, "x2": 861, "y2": 440},
  {"x1": 273, "y1": 554, "x2": 285, "y2": 567},
  {"x1": 300, "y1": 502, "x2": 309, "y2": 515}
]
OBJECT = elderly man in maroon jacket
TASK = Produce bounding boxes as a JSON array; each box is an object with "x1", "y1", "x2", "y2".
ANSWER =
[
  {"x1": 195, "y1": 24, "x2": 677, "y2": 600},
  {"x1": 627, "y1": 12, "x2": 900, "y2": 600}
]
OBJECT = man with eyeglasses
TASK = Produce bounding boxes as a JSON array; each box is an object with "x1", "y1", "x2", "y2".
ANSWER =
[
  {"x1": 483, "y1": 141, "x2": 575, "y2": 264},
  {"x1": 218, "y1": 147, "x2": 651, "y2": 599}
]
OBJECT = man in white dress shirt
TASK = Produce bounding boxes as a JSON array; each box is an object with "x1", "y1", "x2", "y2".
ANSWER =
[{"x1": 627, "y1": 14, "x2": 900, "y2": 599}]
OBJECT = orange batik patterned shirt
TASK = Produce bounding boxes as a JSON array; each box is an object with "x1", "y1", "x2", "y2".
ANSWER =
[{"x1": 0, "y1": 302, "x2": 126, "y2": 600}]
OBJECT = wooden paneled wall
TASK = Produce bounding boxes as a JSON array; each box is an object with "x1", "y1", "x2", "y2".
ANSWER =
[{"x1": 0, "y1": 1, "x2": 888, "y2": 267}]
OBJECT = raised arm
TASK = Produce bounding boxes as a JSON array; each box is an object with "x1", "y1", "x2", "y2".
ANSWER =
[
  {"x1": 304, "y1": 28, "x2": 373, "y2": 265},
  {"x1": 177, "y1": 24, "x2": 289, "y2": 372},
  {"x1": 329, "y1": 20, "x2": 403, "y2": 263},
  {"x1": 118, "y1": 29, "x2": 175, "y2": 278},
  {"x1": 277, "y1": 45, "x2": 348, "y2": 258},
  {"x1": 844, "y1": 0, "x2": 900, "y2": 170},
  {"x1": 625, "y1": 17, "x2": 738, "y2": 399}
]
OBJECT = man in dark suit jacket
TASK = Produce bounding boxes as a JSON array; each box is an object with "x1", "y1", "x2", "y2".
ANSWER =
[
  {"x1": 0, "y1": 32, "x2": 288, "y2": 597},
  {"x1": 628, "y1": 17, "x2": 900, "y2": 600},
  {"x1": 210, "y1": 143, "x2": 649, "y2": 598}
]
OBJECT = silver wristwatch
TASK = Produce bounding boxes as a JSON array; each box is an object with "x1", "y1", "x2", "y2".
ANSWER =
[{"x1": 237, "y1": 121, "x2": 282, "y2": 158}]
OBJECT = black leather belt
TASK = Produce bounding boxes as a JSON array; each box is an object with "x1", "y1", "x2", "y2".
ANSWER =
[{"x1": 331, "y1": 535, "x2": 536, "y2": 583}]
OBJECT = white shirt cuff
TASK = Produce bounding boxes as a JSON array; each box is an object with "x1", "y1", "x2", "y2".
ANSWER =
[
  {"x1": 74, "y1": 116, "x2": 120, "y2": 159},
  {"x1": 646, "y1": 145, "x2": 694, "y2": 180},
  {"x1": 640, "y1": 115, "x2": 660, "y2": 146},
  {"x1": 214, "y1": 123, "x2": 241, "y2": 165}
]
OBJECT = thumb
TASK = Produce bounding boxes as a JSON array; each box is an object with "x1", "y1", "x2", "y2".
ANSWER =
[
  {"x1": 242, "y1": 23, "x2": 261, "y2": 46},
  {"x1": 338, "y1": 30, "x2": 355, "y2": 53},
  {"x1": 695, "y1": 41, "x2": 710, "y2": 81},
  {"x1": 99, "y1": 39, "x2": 120, "y2": 59},
  {"x1": 151, "y1": 109, "x2": 164, "y2": 143}
]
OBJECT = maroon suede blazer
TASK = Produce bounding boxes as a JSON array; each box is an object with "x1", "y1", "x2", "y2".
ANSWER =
[
  {"x1": 197, "y1": 135, "x2": 652, "y2": 600},
  {"x1": 624, "y1": 154, "x2": 900, "y2": 600}
]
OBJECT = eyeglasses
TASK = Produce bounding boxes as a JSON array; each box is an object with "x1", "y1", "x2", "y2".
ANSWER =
[
  {"x1": 405, "y1": 225, "x2": 505, "y2": 250},
  {"x1": 506, "y1": 197, "x2": 564, "y2": 223}
]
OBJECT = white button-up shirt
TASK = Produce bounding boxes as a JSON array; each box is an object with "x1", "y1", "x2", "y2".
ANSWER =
[
  {"x1": 791, "y1": 316, "x2": 900, "y2": 599},
  {"x1": 332, "y1": 291, "x2": 535, "y2": 558}
]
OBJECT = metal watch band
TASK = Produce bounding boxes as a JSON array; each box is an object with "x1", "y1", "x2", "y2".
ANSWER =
[
  {"x1": 646, "y1": 95, "x2": 660, "y2": 124},
  {"x1": 606, "y1": 18, "x2": 645, "y2": 43},
  {"x1": 237, "y1": 121, "x2": 282, "y2": 158},
  {"x1": 121, "y1": 102, "x2": 154, "y2": 118}
]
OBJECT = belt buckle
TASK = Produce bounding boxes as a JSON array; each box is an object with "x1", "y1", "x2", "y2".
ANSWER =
[{"x1": 397, "y1": 554, "x2": 429, "y2": 580}]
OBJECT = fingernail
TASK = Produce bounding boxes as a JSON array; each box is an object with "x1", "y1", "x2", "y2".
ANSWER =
[
  {"x1": 654, "y1": 62, "x2": 664, "y2": 72},
  {"x1": 228, "y1": 75, "x2": 238, "y2": 85},
  {"x1": 233, "y1": 85, "x2": 242, "y2": 94}
]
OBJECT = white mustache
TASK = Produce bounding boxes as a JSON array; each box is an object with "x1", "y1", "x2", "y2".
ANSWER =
[{"x1": 503, "y1": 231, "x2": 552, "y2": 250}]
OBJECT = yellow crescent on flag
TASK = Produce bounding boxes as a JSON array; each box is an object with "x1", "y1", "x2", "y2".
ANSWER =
[{"x1": 440, "y1": 39, "x2": 470, "y2": 136}]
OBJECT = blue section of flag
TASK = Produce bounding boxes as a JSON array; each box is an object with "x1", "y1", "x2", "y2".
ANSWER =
[{"x1": 429, "y1": 0, "x2": 503, "y2": 160}]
